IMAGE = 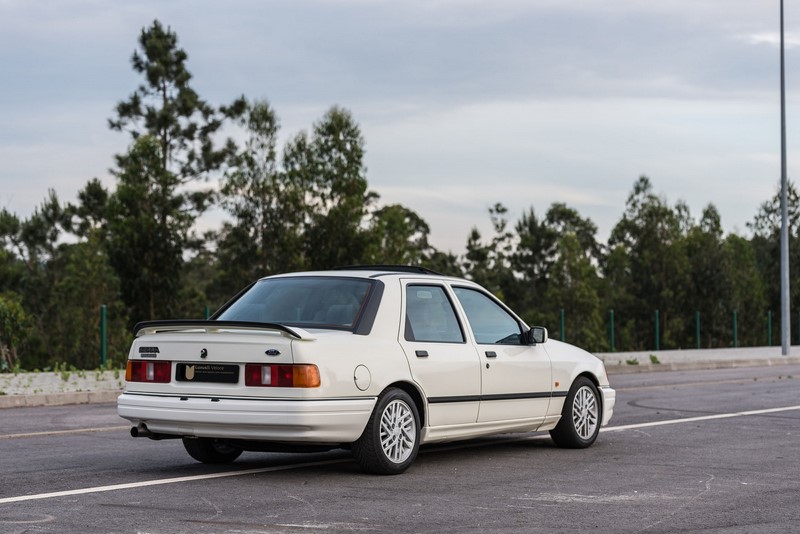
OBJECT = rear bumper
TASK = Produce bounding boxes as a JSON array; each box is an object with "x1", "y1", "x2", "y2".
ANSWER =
[
  {"x1": 117, "y1": 392, "x2": 376, "y2": 444},
  {"x1": 600, "y1": 386, "x2": 616, "y2": 426}
]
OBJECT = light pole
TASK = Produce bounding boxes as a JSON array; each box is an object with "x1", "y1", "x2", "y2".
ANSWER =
[{"x1": 780, "y1": 0, "x2": 791, "y2": 356}]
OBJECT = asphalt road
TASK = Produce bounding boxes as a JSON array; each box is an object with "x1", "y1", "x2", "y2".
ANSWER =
[{"x1": 1, "y1": 365, "x2": 799, "y2": 533}]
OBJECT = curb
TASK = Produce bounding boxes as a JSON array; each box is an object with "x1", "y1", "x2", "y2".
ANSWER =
[
  {"x1": 606, "y1": 357, "x2": 800, "y2": 375},
  {"x1": 0, "y1": 390, "x2": 121, "y2": 409}
]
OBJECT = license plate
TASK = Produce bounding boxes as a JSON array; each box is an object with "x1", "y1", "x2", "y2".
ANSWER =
[{"x1": 176, "y1": 363, "x2": 240, "y2": 384}]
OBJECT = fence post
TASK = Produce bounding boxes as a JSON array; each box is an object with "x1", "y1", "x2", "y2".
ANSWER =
[
  {"x1": 560, "y1": 308, "x2": 565, "y2": 342},
  {"x1": 100, "y1": 304, "x2": 107, "y2": 367},
  {"x1": 695, "y1": 311, "x2": 700, "y2": 349},
  {"x1": 204, "y1": 306, "x2": 210, "y2": 320},
  {"x1": 768, "y1": 311, "x2": 772, "y2": 346},
  {"x1": 609, "y1": 309, "x2": 615, "y2": 352},
  {"x1": 733, "y1": 310, "x2": 738, "y2": 348},
  {"x1": 655, "y1": 309, "x2": 660, "y2": 351}
]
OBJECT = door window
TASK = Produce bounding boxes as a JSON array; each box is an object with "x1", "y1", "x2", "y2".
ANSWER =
[
  {"x1": 453, "y1": 287, "x2": 524, "y2": 345},
  {"x1": 405, "y1": 285, "x2": 465, "y2": 343}
]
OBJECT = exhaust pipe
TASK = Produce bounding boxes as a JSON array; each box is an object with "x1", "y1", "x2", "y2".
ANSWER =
[{"x1": 130, "y1": 424, "x2": 180, "y2": 440}]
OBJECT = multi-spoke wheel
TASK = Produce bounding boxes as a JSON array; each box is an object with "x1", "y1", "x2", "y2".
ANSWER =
[
  {"x1": 352, "y1": 388, "x2": 420, "y2": 475},
  {"x1": 550, "y1": 377, "x2": 601, "y2": 448}
]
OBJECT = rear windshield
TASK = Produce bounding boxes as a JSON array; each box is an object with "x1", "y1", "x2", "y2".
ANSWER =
[{"x1": 217, "y1": 277, "x2": 373, "y2": 329}]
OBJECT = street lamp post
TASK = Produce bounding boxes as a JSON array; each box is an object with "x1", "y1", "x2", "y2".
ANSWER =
[{"x1": 780, "y1": 0, "x2": 791, "y2": 356}]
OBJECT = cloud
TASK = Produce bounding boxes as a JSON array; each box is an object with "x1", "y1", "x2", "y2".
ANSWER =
[
  {"x1": 743, "y1": 32, "x2": 800, "y2": 48},
  {"x1": 1, "y1": 0, "x2": 799, "y2": 254}
]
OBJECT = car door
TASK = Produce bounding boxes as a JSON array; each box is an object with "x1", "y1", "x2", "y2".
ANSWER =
[
  {"x1": 398, "y1": 281, "x2": 481, "y2": 427},
  {"x1": 451, "y1": 286, "x2": 552, "y2": 424}
]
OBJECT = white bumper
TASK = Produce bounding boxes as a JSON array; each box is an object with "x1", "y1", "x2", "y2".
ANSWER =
[
  {"x1": 600, "y1": 386, "x2": 616, "y2": 426},
  {"x1": 117, "y1": 393, "x2": 376, "y2": 443}
]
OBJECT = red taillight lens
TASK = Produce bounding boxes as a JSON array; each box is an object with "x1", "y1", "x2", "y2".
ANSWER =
[
  {"x1": 245, "y1": 364, "x2": 320, "y2": 388},
  {"x1": 126, "y1": 360, "x2": 171, "y2": 383}
]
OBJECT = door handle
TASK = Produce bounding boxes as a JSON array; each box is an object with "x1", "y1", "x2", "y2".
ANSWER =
[
  {"x1": 485, "y1": 351, "x2": 497, "y2": 358},
  {"x1": 415, "y1": 350, "x2": 429, "y2": 358}
]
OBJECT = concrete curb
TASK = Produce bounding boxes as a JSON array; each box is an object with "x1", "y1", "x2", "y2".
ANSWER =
[
  {"x1": 606, "y1": 357, "x2": 800, "y2": 375},
  {"x1": 0, "y1": 390, "x2": 121, "y2": 409}
]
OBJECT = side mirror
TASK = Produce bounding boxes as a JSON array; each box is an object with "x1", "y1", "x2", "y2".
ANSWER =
[{"x1": 529, "y1": 326, "x2": 549, "y2": 345}]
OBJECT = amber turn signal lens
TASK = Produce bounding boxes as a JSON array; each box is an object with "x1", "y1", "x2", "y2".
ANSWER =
[{"x1": 293, "y1": 365, "x2": 321, "y2": 388}]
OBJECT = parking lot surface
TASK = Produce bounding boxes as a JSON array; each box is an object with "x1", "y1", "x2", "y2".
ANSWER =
[{"x1": 1, "y1": 365, "x2": 798, "y2": 533}]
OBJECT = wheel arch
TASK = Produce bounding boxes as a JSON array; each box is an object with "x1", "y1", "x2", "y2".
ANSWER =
[
  {"x1": 573, "y1": 371, "x2": 603, "y2": 416},
  {"x1": 383, "y1": 380, "x2": 426, "y2": 429}
]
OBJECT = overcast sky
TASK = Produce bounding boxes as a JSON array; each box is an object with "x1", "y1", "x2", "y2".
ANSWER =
[{"x1": 1, "y1": 0, "x2": 798, "y2": 252}]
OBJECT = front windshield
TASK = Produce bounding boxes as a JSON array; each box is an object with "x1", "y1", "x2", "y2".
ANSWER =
[{"x1": 217, "y1": 277, "x2": 373, "y2": 329}]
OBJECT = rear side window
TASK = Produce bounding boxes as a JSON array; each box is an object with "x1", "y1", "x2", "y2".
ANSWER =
[
  {"x1": 217, "y1": 277, "x2": 372, "y2": 329},
  {"x1": 453, "y1": 287, "x2": 525, "y2": 345},
  {"x1": 404, "y1": 285, "x2": 464, "y2": 343}
]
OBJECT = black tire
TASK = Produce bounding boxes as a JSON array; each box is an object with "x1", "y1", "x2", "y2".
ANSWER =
[
  {"x1": 352, "y1": 388, "x2": 421, "y2": 475},
  {"x1": 550, "y1": 377, "x2": 601, "y2": 449},
  {"x1": 182, "y1": 437, "x2": 243, "y2": 464}
]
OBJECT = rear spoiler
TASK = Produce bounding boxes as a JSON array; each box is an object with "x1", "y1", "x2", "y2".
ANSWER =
[{"x1": 133, "y1": 320, "x2": 316, "y2": 341}]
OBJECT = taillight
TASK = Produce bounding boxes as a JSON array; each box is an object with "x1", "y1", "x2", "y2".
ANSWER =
[
  {"x1": 245, "y1": 364, "x2": 320, "y2": 388},
  {"x1": 126, "y1": 360, "x2": 171, "y2": 383}
]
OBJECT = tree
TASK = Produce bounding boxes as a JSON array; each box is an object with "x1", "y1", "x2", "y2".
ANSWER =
[
  {"x1": 366, "y1": 204, "x2": 433, "y2": 265},
  {"x1": 0, "y1": 194, "x2": 73, "y2": 367},
  {"x1": 463, "y1": 203, "x2": 514, "y2": 299},
  {"x1": 544, "y1": 233, "x2": 603, "y2": 349},
  {"x1": 65, "y1": 178, "x2": 109, "y2": 240},
  {"x1": 285, "y1": 106, "x2": 377, "y2": 269},
  {"x1": 106, "y1": 20, "x2": 244, "y2": 322},
  {"x1": 749, "y1": 181, "x2": 800, "y2": 342},
  {"x1": 509, "y1": 207, "x2": 554, "y2": 319},
  {"x1": 509, "y1": 203, "x2": 601, "y2": 330},
  {"x1": 724, "y1": 234, "x2": 767, "y2": 347},
  {"x1": 213, "y1": 100, "x2": 306, "y2": 298},
  {"x1": 681, "y1": 205, "x2": 733, "y2": 347},
  {"x1": 106, "y1": 135, "x2": 193, "y2": 321},
  {"x1": 0, "y1": 292, "x2": 32, "y2": 371},
  {"x1": 47, "y1": 235, "x2": 130, "y2": 368},
  {"x1": 424, "y1": 250, "x2": 464, "y2": 277},
  {"x1": 109, "y1": 20, "x2": 245, "y2": 181},
  {"x1": 607, "y1": 176, "x2": 690, "y2": 350}
]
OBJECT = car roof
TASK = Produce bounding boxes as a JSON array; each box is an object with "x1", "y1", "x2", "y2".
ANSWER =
[{"x1": 264, "y1": 265, "x2": 471, "y2": 283}]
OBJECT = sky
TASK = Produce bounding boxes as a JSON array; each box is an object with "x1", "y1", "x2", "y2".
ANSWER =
[{"x1": 1, "y1": 0, "x2": 799, "y2": 253}]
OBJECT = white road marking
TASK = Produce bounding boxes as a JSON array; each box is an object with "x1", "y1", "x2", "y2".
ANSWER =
[
  {"x1": 600, "y1": 404, "x2": 800, "y2": 433},
  {"x1": 0, "y1": 459, "x2": 351, "y2": 504},
  {"x1": 0, "y1": 426, "x2": 129, "y2": 440},
  {"x1": 2, "y1": 404, "x2": 799, "y2": 505}
]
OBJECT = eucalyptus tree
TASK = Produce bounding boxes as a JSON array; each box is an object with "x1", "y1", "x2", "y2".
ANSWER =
[
  {"x1": 749, "y1": 181, "x2": 800, "y2": 340},
  {"x1": 367, "y1": 204, "x2": 433, "y2": 266},
  {"x1": 682, "y1": 205, "x2": 739, "y2": 347},
  {"x1": 284, "y1": 106, "x2": 377, "y2": 270},
  {"x1": 509, "y1": 203, "x2": 601, "y2": 331},
  {"x1": 607, "y1": 176, "x2": 690, "y2": 350},
  {"x1": 213, "y1": 100, "x2": 306, "y2": 299},
  {"x1": 463, "y1": 203, "x2": 515, "y2": 300}
]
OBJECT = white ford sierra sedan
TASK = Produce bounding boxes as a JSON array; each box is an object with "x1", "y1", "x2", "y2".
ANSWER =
[{"x1": 117, "y1": 266, "x2": 615, "y2": 475}]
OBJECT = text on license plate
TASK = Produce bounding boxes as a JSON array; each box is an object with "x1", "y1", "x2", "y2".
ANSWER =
[{"x1": 176, "y1": 363, "x2": 240, "y2": 383}]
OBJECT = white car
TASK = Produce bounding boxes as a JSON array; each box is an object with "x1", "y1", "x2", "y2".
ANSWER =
[{"x1": 117, "y1": 266, "x2": 615, "y2": 474}]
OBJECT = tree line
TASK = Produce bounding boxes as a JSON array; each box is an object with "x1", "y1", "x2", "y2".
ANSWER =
[{"x1": 1, "y1": 20, "x2": 797, "y2": 371}]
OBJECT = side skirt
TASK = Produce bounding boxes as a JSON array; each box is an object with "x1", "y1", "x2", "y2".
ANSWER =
[{"x1": 420, "y1": 415, "x2": 561, "y2": 444}]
